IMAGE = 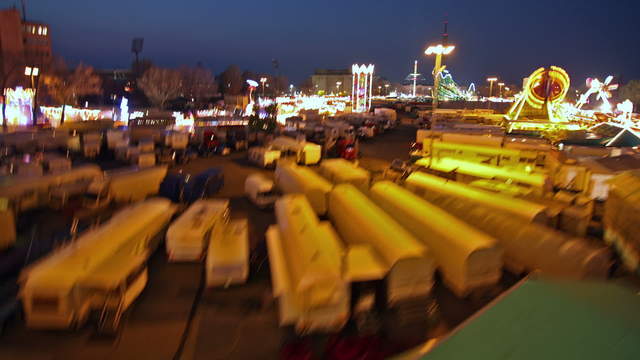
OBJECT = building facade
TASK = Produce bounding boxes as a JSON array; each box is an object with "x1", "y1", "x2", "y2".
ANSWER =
[
  {"x1": 311, "y1": 69, "x2": 353, "y2": 96},
  {"x1": 0, "y1": 8, "x2": 51, "y2": 84}
]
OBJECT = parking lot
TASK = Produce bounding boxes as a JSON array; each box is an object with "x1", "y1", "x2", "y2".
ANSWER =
[{"x1": 0, "y1": 123, "x2": 516, "y2": 360}]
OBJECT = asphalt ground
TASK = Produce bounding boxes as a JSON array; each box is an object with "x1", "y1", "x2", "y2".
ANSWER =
[{"x1": 0, "y1": 122, "x2": 517, "y2": 360}]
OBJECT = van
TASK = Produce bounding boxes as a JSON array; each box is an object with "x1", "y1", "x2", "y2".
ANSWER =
[
  {"x1": 245, "y1": 173, "x2": 277, "y2": 208},
  {"x1": 248, "y1": 146, "x2": 282, "y2": 168}
]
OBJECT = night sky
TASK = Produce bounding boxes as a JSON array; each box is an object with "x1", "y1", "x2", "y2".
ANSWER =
[{"x1": 19, "y1": 0, "x2": 640, "y2": 86}]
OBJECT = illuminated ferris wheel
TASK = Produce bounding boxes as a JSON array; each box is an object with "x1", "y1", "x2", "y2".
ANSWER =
[{"x1": 507, "y1": 66, "x2": 571, "y2": 123}]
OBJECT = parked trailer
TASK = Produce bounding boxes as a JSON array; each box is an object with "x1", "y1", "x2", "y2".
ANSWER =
[
  {"x1": 206, "y1": 218, "x2": 249, "y2": 287},
  {"x1": 318, "y1": 159, "x2": 370, "y2": 192},
  {"x1": 403, "y1": 171, "x2": 550, "y2": 224},
  {"x1": 603, "y1": 171, "x2": 640, "y2": 275},
  {"x1": 270, "y1": 136, "x2": 322, "y2": 165},
  {"x1": 102, "y1": 165, "x2": 168, "y2": 203},
  {"x1": 245, "y1": 173, "x2": 277, "y2": 208},
  {"x1": 405, "y1": 173, "x2": 611, "y2": 278},
  {"x1": 369, "y1": 181, "x2": 503, "y2": 297},
  {"x1": 247, "y1": 146, "x2": 282, "y2": 168},
  {"x1": 20, "y1": 198, "x2": 177, "y2": 331},
  {"x1": 328, "y1": 184, "x2": 435, "y2": 305},
  {"x1": 0, "y1": 164, "x2": 103, "y2": 212},
  {"x1": 275, "y1": 162, "x2": 333, "y2": 215},
  {"x1": 414, "y1": 157, "x2": 552, "y2": 196},
  {"x1": 267, "y1": 194, "x2": 349, "y2": 333},
  {"x1": 166, "y1": 199, "x2": 230, "y2": 262}
]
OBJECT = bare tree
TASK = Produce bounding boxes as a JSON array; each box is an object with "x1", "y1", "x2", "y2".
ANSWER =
[
  {"x1": 221, "y1": 65, "x2": 242, "y2": 95},
  {"x1": 43, "y1": 61, "x2": 102, "y2": 125},
  {"x1": 180, "y1": 65, "x2": 217, "y2": 107},
  {"x1": 619, "y1": 80, "x2": 640, "y2": 111},
  {"x1": 299, "y1": 77, "x2": 314, "y2": 95},
  {"x1": 138, "y1": 66, "x2": 183, "y2": 109}
]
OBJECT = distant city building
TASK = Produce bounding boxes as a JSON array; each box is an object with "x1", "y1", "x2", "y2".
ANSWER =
[
  {"x1": 0, "y1": 7, "x2": 52, "y2": 78},
  {"x1": 311, "y1": 69, "x2": 353, "y2": 95}
]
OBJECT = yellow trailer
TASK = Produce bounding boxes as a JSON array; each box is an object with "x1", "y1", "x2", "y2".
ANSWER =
[
  {"x1": 370, "y1": 181, "x2": 503, "y2": 297},
  {"x1": 318, "y1": 159, "x2": 370, "y2": 192},
  {"x1": 414, "y1": 157, "x2": 552, "y2": 197},
  {"x1": 405, "y1": 171, "x2": 550, "y2": 224},
  {"x1": 267, "y1": 194, "x2": 349, "y2": 333},
  {"x1": 404, "y1": 177, "x2": 611, "y2": 278},
  {"x1": 327, "y1": 184, "x2": 435, "y2": 305},
  {"x1": 274, "y1": 162, "x2": 333, "y2": 215}
]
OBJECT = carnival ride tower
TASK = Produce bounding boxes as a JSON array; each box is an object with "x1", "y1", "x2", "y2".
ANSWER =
[{"x1": 352, "y1": 64, "x2": 374, "y2": 113}]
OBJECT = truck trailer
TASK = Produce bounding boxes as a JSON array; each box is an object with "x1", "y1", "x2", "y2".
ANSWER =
[
  {"x1": 20, "y1": 198, "x2": 176, "y2": 332},
  {"x1": 369, "y1": 181, "x2": 503, "y2": 297},
  {"x1": 266, "y1": 195, "x2": 349, "y2": 333},
  {"x1": 327, "y1": 184, "x2": 435, "y2": 305},
  {"x1": 275, "y1": 162, "x2": 333, "y2": 215}
]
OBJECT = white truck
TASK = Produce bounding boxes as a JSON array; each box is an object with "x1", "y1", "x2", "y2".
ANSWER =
[
  {"x1": 247, "y1": 146, "x2": 282, "y2": 168},
  {"x1": 20, "y1": 198, "x2": 176, "y2": 332},
  {"x1": 244, "y1": 173, "x2": 277, "y2": 208},
  {"x1": 269, "y1": 136, "x2": 322, "y2": 165},
  {"x1": 206, "y1": 218, "x2": 250, "y2": 287},
  {"x1": 166, "y1": 199, "x2": 230, "y2": 262}
]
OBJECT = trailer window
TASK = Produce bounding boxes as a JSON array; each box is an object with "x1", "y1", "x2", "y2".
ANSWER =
[{"x1": 32, "y1": 296, "x2": 59, "y2": 312}]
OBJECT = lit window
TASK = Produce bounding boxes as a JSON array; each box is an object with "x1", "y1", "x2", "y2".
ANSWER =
[
  {"x1": 43, "y1": 27, "x2": 48, "y2": 36},
  {"x1": 38, "y1": 26, "x2": 42, "y2": 35}
]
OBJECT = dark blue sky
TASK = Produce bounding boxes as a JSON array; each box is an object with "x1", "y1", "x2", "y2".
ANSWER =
[{"x1": 16, "y1": 0, "x2": 640, "y2": 86}]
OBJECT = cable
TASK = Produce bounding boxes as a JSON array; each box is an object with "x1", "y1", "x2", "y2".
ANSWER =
[{"x1": 171, "y1": 264, "x2": 206, "y2": 360}]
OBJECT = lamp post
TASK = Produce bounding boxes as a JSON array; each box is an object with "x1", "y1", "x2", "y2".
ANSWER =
[
  {"x1": 498, "y1": 82, "x2": 505, "y2": 98},
  {"x1": 486, "y1": 77, "x2": 497, "y2": 109},
  {"x1": 260, "y1": 77, "x2": 267, "y2": 97},
  {"x1": 378, "y1": 85, "x2": 382, "y2": 95},
  {"x1": 336, "y1": 81, "x2": 342, "y2": 95},
  {"x1": 384, "y1": 84, "x2": 390, "y2": 96},
  {"x1": 425, "y1": 44, "x2": 455, "y2": 111},
  {"x1": 24, "y1": 66, "x2": 40, "y2": 126}
]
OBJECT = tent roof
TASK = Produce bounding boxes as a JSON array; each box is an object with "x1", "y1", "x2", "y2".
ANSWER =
[{"x1": 403, "y1": 278, "x2": 640, "y2": 360}]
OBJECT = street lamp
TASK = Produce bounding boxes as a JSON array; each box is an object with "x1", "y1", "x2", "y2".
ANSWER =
[
  {"x1": 259, "y1": 77, "x2": 267, "y2": 97},
  {"x1": 498, "y1": 82, "x2": 505, "y2": 98},
  {"x1": 336, "y1": 81, "x2": 342, "y2": 95},
  {"x1": 25, "y1": 66, "x2": 40, "y2": 126},
  {"x1": 378, "y1": 85, "x2": 382, "y2": 95},
  {"x1": 486, "y1": 77, "x2": 498, "y2": 108},
  {"x1": 384, "y1": 84, "x2": 390, "y2": 96},
  {"x1": 425, "y1": 44, "x2": 455, "y2": 111}
]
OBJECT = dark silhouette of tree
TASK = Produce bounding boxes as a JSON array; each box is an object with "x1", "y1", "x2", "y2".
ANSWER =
[
  {"x1": 138, "y1": 66, "x2": 182, "y2": 109},
  {"x1": 619, "y1": 80, "x2": 640, "y2": 111},
  {"x1": 43, "y1": 60, "x2": 102, "y2": 125},
  {"x1": 221, "y1": 65, "x2": 242, "y2": 95},
  {"x1": 180, "y1": 65, "x2": 218, "y2": 108},
  {"x1": 300, "y1": 77, "x2": 314, "y2": 95}
]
